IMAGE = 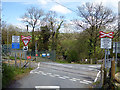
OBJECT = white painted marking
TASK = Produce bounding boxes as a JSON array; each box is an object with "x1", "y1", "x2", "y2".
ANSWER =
[
  {"x1": 75, "y1": 79, "x2": 81, "y2": 81},
  {"x1": 34, "y1": 71, "x2": 40, "y2": 74},
  {"x1": 30, "y1": 70, "x2": 34, "y2": 74},
  {"x1": 63, "y1": 76, "x2": 69, "y2": 79},
  {"x1": 69, "y1": 79, "x2": 77, "y2": 81},
  {"x1": 53, "y1": 74, "x2": 60, "y2": 77},
  {"x1": 38, "y1": 62, "x2": 40, "y2": 67},
  {"x1": 80, "y1": 81, "x2": 89, "y2": 84},
  {"x1": 83, "y1": 80, "x2": 92, "y2": 83},
  {"x1": 47, "y1": 73, "x2": 52, "y2": 75},
  {"x1": 58, "y1": 77, "x2": 66, "y2": 79},
  {"x1": 38, "y1": 71, "x2": 43, "y2": 73},
  {"x1": 94, "y1": 70, "x2": 101, "y2": 82},
  {"x1": 35, "y1": 86, "x2": 60, "y2": 89},
  {"x1": 41, "y1": 72, "x2": 47, "y2": 75}
]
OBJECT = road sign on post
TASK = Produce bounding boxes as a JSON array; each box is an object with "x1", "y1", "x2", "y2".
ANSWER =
[
  {"x1": 12, "y1": 36, "x2": 20, "y2": 67},
  {"x1": 99, "y1": 31, "x2": 114, "y2": 85},
  {"x1": 21, "y1": 36, "x2": 31, "y2": 46},
  {"x1": 99, "y1": 31, "x2": 114, "y2": 38},
  {"x1": 101, "y1": 38, "x2": 112, "y2": 49},
  {"x1": 12, "y1": 36, "x2": 20, "y2": 49},
  {"x1": 21, "y1": 35, "x2": 31, "y2": 62},
  {"x1": 23, "y1": 46, "x2": 28, "y2": 51}
]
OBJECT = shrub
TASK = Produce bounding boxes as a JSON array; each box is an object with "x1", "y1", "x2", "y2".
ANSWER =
[{"x1": 66, "y1": 50, "x2": 79, "y2": 63}]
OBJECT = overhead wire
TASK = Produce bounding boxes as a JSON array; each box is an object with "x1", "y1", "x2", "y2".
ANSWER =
[{"x1": 51, "y1": 0, "x2": 77, "y2": 14}]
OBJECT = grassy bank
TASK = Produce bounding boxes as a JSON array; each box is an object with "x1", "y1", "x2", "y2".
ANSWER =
[{"x1": 2, "y1": 63, "x2": 33, "y2": 88}]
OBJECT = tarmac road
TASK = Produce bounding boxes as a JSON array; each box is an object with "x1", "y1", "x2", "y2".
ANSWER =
[{"x1": 9, "y1": 62, "x2": 101, "y2": 89}]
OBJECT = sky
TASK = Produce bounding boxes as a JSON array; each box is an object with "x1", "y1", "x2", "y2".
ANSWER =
[{"x1": 1, "y1": 0, "x2": 120, "y2": 32}]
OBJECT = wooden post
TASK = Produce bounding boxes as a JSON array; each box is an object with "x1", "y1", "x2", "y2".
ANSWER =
[
  {"x1": 20, "y1": 53, "x2": 22, "y2": 68},
  {"x1": 111, "y1": 57, "x2": 115, "y2": 79},
  {"x1": 103, "y1": 58, "x2": 107, "y2": 86},
  {"x1": 101, "y1": 63, "x2": 103, "y2": 86},
  {"x1": 110, "y1": 56, "x2": 115, "y2": 90},
  {"x1": 91, "y1": 59, "x2": 92, "y2": 64},
  {"x1": 29, "y1": 56, "x2": 31, "y2": 68},
  {"x1": 18, "y1": 53, "x2": 19, "y2": 67}
]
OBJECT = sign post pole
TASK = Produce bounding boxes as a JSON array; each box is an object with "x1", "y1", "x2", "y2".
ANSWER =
[
  {"x1": 21, "y1": 36, "x2": 31, "y2": 67},
  {"x1": 99, "y1": 31, "x2": 114, "y2": 86},
  {"x1": 115, "y1": 42, "x2": 117, "y2": 72}
]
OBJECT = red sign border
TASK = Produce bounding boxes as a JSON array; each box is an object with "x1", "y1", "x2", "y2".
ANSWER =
[
  {"x1": 21, "y1": 35, "x2": 31, "y2": 46},
  {"x1": 99, "y1": 31, "x2": 114, "y2": 38}
]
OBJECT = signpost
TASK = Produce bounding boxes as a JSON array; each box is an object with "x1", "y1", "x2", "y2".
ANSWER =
[
  {"x1": 12, "y1": 36, "x2": 20, "y2": 67},
  {"x1": 21, "y1": 35, "x2": 31, "y2": 63},
  {"x1": 101, "y1": 38, "x2": 112, "y2": 49},
  {"x1": 99, "y1": 31, "x2": 114, "y2": 85}
]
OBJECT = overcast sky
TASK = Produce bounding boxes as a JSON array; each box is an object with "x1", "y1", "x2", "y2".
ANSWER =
[{"x1": 2, "y1": 0, "x2": 120, "y2": 32}]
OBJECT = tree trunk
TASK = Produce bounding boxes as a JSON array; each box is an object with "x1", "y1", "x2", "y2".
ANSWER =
[{"x1": 32, "y1": 27, "x2": 35, "y2": 55}]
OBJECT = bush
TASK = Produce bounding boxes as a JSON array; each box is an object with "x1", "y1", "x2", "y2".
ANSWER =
[
  {"x1": 66, "y1": 50, "x2": 79, "y2": 63},
  {"x1": 2, "y1": 63, "x2": 33, "y2": 88},
  {"x1": 2, "y1": 63, "x2": 15, "y2": 88}
]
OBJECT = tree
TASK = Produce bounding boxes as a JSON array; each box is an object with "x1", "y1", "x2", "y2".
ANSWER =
[
  {"x1": 75, "y1": 2, "x2": 116, "y2": 58},
  {"x1": 38, "y1": 25, "x2": 51, "y2": 50},
  {"x1": 21, "y1": 7, "x2": 44, "y2": 53},
  {"x1": 42, "y1": 11, "x2": 64, "y2": 51}
]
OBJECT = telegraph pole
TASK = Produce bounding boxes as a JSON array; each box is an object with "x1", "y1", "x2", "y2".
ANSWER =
[
  {"x1": 0, "y1": 0, "x2": 2, "y2": 89},
  {"x1": 118, "y1": 1, "x2": 120, "y2": 37}
]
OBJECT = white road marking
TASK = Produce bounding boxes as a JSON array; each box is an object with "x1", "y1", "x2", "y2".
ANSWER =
[
  {"x1": 80, "y1": 81, "x2": 89, "y2": 84},
  {"x1": 35, "y1": 86, "x2": 60, "y2": 89},
  {"x1": 63, "y1": 76, "x2": 69, "y2": 79},
  {"x1": 34, "y1": 71, "x2": 40, "y2": 74},
  {"x1": 38, "y1": 62, "x2": 40, "y2": 67},
  {"x1": 69, "y1": 79, "x2": 77, "y2": 81},
  {"x1": 75, "y1": 79, "x2": 81, "y2": 81},
  {"x1": 83, "y1": 80, "x2": 92, "y2": 83},
  {"x1": 47, "y1": 73, "x2": 52, "y2": 75},
  {"x1": 38, "y1": 71, "x2": 43, "y2": 73},
  {"x1": 41, "y1": 72, "x2": 47, "y2": 75},
  {"x1": 30, "y1": 70, "x2": 34, "y2": 74},
  {"x1": 53, "y1": 74, "x2": 60, "y2": 77},
  {"x1": 94, "y1": 70, "x2": 101, "y2": 82},
  {"x1": 58, "y1": 77, "x2": 66, "y2": 79}
]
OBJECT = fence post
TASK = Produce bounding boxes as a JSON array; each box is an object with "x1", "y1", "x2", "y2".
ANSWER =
[
  {"x1": 20, "y1": 53, "x2": 22, "y2": 68},
  {"x1": 111, "y1": 57, "x2": 115, "y2": 79}
]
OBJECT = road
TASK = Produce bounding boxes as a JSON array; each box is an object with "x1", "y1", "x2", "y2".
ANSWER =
[{"x1": 9, "y1": 62, "x2": 101, "y2": 89}]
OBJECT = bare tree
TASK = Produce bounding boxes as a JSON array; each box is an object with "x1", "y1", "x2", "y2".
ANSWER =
[
  {"x1": 42, "y1": 11, "x2": 64, "y2": 51},
  {"x1": 21, "y1": 6, "x2": 44, "y2": 53},
  {"x1": 75, "y1": 2, "x2": 116, "y2": 58}
]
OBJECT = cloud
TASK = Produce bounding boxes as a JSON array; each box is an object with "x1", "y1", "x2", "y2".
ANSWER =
[{"x1": 50, "y1": 5, "x2": 71, "y2": 14}]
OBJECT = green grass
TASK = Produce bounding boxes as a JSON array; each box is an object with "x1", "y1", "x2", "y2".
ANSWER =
[
  {"x1": 55, "y1": 59, "x2": 69, "y2": 64},
  {"x1": 2, "y1": 63, "x2": 33, "y2": 88},
  {"x1": 9, "y1": 56, "x2": 25, "y2": 60}
]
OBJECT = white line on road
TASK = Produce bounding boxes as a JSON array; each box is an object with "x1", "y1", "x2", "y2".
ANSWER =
[
  {"x1": 63, "y1": 76, "x2": 70, "y2": 79},
  {"x1": 47, "y1": 73, "x2": 52, "y2": 75},
  {"x1": 35, "y1": 86, "x2": 60, "y2": 89},
  {"x1": 94, "y1": 70, "x2": 101, "y2": 82},
  {"x1": 40, "y1": 72, "x2": 47, "y2": 75},
  {"x1": 53, "y1": 74, "x2": 60, "y2": 77},
  {"x1": 58, "y1": 77, "x2": 66, "y2": 79},
  {"x1": 80, "y1": 81, "x2": 89, "y2": 84},
  {"x1": 83, "y1": 80, "x2": 92, "y2": 83},
  {"x1": 69, "y1": 79, "x2": 77, "y2": 81}
]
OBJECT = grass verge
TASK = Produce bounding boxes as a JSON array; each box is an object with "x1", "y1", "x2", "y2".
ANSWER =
[{"x1": 2, "y1": 63, "x2": 33, "y2": 88}]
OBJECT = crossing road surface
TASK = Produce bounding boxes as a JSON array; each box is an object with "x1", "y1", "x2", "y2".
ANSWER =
[{"x1": 9, "y1": 62, "x2": 101, "y2": 89}]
